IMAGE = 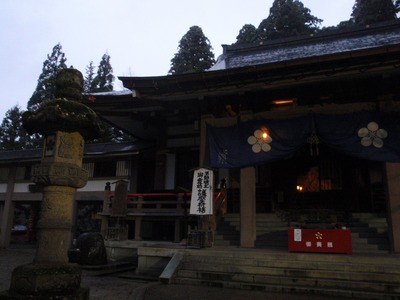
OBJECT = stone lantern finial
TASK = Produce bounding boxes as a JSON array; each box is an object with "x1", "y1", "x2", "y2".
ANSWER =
[{"x1": 55, "y1": 68, "x2": 84, "y2": 102}]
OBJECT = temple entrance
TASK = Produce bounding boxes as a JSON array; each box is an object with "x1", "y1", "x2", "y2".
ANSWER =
[
  {"x1": 265, "y1": 144, "x2": 385, "y2": 213},
  {"x1": 226, "y1": 144, "x2": 386, "y2": 214}
]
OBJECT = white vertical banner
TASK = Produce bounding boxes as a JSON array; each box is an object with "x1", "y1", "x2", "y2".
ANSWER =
[{"x1": 190, "y1": 168, "x2": 214, "y2": 215}]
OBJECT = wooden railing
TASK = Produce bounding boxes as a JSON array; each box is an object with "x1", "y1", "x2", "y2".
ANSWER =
[
  {"x1": 103, "y1": 191, "x2": 225, "y2": 217},
  {"x1": 106, "y1": 226, "x2": 128, "y2": 240}
]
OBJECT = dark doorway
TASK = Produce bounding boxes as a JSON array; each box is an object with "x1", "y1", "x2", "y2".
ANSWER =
[{"x1": 257, "y1": 144, "x2": 383, "y2": 213}]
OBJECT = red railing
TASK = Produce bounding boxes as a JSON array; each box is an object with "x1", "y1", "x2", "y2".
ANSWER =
[{"x1": 103, "y1": 191, "x2": 226, "y2": 217}]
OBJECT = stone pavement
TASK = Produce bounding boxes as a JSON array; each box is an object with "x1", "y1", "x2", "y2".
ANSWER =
[{"x1": 0, "y1": 244, "x2": 338, "y2": 300}]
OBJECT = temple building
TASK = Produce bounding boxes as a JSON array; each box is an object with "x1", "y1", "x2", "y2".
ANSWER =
[
  {"x1": 85, "y1": 20, "x2": 400, "y2": 253},
  {"x1": 0, "y1": 142, "x2": 145, "y2": 248}
]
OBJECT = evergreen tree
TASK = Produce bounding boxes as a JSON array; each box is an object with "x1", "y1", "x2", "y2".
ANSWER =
[
  {"x1": 235, "y1": 24, "x2": 259, "y2": 45},
  {"x1": 351, "y1": 0, "x2": 398, "y2": 26},
  {"x1": 258, "y1": 0, "x2": 322, "y2": 40},
  {"x1": 0, "y1": 105, "x2": 29, "y2": 150},
  {"x1": 336, "y1": 20, "x2": 355, "y2": 29},
  {"x1": 95, "y1": 125, "x2": 136, "y2": 144},
  {"x1": 84, "y1": 61, "x2": 96, "y2": 93},
  {"x1": 90, "y1": 53, "x2": 114, "y2": 92},
  {"x1": 27, "y1": 43, "x2": 67, "y2": 111},
  {"x1": 169, "y1": 26, "x2": 215, "y2": 74},
  {"x1": 89, "y1": 120, "x2": 136, "y2": 144},
  {"x1": 84, "y1": 54, "x2": 134, "y2": 143}
]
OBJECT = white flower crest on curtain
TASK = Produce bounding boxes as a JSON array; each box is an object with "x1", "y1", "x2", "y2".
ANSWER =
[
  {"x1": 357, "y1": 121, "x2": 388, "y2": 148},
  {"x1": 247, "y1": 129, "x2": 272, "y2": 153}
]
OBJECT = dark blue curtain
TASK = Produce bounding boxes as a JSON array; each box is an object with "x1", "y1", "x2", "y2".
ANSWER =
[
  {"x1": 315, "y1": 111, "x2": 400, "y2": 162},
  {"x1": 207, "y1": 116, "x2": 312, "y2": 168},
  {"x1": 207, "y1": 111, "x2": 400, "y2": 168}
]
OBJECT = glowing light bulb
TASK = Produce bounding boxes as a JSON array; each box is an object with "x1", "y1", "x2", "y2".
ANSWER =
[{"x1": 262, "y1": 132, "x2": 268, "y2": 140}]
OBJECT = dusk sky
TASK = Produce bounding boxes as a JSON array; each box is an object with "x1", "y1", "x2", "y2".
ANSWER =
[{"x1": 0, "y1": 0, "x2": 354, "y2": 119}]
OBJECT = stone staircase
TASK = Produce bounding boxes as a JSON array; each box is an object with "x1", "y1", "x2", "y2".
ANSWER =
[
  {"x1": 214, "y1": 215, "x2": 240, "y2": 246},
  {"x1": 215, "y1": 213, "x2": 390, "y2": 254},
  {"x1": 171, "y1": 248, "x2": 400, "y2": 299},
  {"x1": 255, "y1": 213, "x2": 290, "y2": 250},
  {"x1": 215, "y1": 213, "x2": 288, "y2": 248},
  {"x1": 350, "y1": 213, "x2": 390, "y2": 253}
]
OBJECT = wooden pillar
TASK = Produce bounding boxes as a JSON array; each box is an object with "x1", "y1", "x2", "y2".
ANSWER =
[
  {"x1": 134, "y1": 217, "x2": 142, "y2": 241},
  {"x1": 174, "y1": 219, "x2": 181, "y2": 243},
  {"x1": 100, "y1": 217, "x2": 109, "y2": 238},
  {"x1": 240, "y1": 166, "x2": 256, "y2": 247},
  {"x1": 384, "y1": 162, "x2": 400, "y2": 253},
  {"x1": 100, "y1": 189, "x2": 110, "y2": 239},
  {"x1": 154, "y1": 152, "x2": 166, "y2": 190},
  {"x1": 0, "y1": 166, "x2": 16, "y2": 248}
]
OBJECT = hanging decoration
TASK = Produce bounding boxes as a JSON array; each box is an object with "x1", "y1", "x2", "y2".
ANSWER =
[
  {"x1": 207, "y1": 111, "x2": 400, "y2": 168},
  {"x1": 207, "y1": 116, "x2": 312, "y2": 168},
  {"x1": 307, "y1": 132, "x2": 320, "y2": 156}
]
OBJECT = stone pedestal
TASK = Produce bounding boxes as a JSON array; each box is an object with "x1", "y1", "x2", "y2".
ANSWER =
[{"x1": 0, "y1": 264, "x2": 88, "y2": 300}]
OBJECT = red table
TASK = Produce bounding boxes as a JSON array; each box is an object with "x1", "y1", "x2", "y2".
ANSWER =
[{"x1": 288, "y1": 228, "x2": 352, "y2": 254}]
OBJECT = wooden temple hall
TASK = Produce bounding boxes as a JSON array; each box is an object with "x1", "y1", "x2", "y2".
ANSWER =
[{"x1": 87, "y1": 21, "x2": 400, "y2": 254}]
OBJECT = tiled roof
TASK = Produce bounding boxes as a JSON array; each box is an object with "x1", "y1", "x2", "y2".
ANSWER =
[
  {"x1": 210, "y1": 21, "x2": 400, "y2": 70},
  {"x1": 0, "y1": 142, "x2": 150, "y2": 162}
]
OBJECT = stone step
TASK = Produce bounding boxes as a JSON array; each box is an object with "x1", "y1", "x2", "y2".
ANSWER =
[
  {"x1": 205, "y1": 212, "x2": 391, "y2": 297},
  {"x1": 354, "y1": 217, "x2": 388, "y2": 223},
  {"x1": 176, "y1": 269, "x2": 400, "y2": 294},
  {"x1": 223, "y1": 219, "x2": 287, "y2": 224},
  {"x1": 173, "y1": 276, "x2": 398, "y2": 299},
  {"x1": 356, "y1": 231, "x2": 387, "y2": 237},
  {"x1": 172, "y1": 249, "x2": 400, "y2": 299},
  {"x1": 223, "y1": 215, "x2": 287, "y2": 222},
  {"x1": 217, "y1": 213, "x2": 390, "y2": 254},
  {"x1": 256, "y1": 233, "x2": 288, "y2": 238},
  {"x1": 184, "y1": 248, "x2": 399, "y2": 264},
  {"x1": 182, "y1": 254, "x2": 400, "y2": 275},
  {"x1": 353, "y1": 247, "x2": 389, "y2": 254},
  {"x1": 352, "y1": 212, "x2": 386, "y2": 218},
  {"x1": 217, "y1": 225, "x2": 239, "y2": 231},
  {"x1": 213, "y1": 239, "x2": 239, "y2": 246},
  {"x1": 256, "y1": 227, "x2": 289, "y2": 232},
  {"x1": 353, "y1": 237, "x2": 389, "y2": 245},
  {"x1": 214, "y1": 234, "x2": 239, "y2": 240}
]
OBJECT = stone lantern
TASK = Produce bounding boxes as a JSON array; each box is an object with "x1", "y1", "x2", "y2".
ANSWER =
[{"x1": 0, "y1": 68, "x2": 102, "y2": 299}]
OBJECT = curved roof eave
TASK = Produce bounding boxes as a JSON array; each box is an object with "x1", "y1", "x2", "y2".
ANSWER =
[{"x1": 117, "y1": 21, "x2": 400, "y2": 100}]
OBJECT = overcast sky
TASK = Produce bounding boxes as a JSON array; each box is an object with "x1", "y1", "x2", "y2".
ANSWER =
[{"x1": 0, "y1": 0, "x2": 354, "y2": 119}]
